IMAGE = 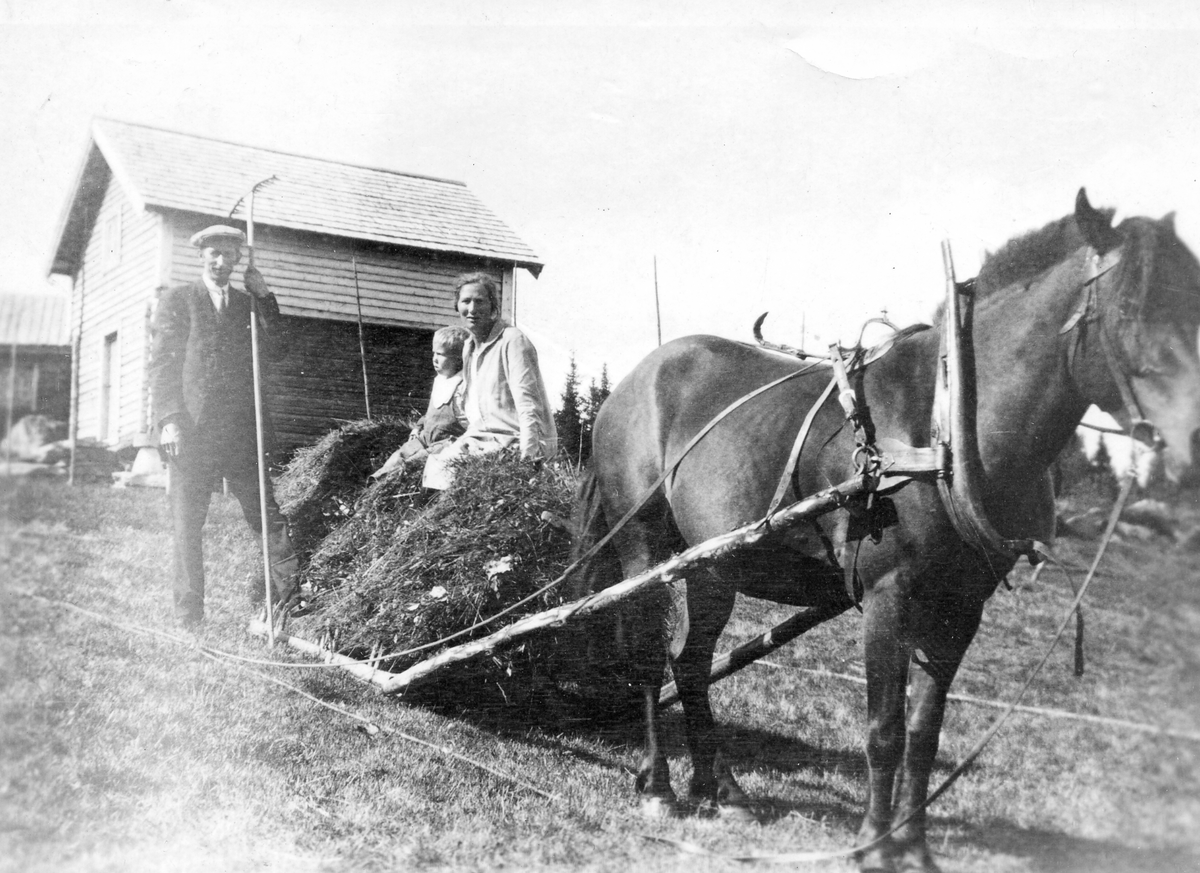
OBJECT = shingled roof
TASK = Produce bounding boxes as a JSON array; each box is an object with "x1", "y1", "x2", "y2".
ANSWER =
[
  {"x1": 49, "y1": 118, "x2": 543, "y2": 277},
  {"x1": 0, "y1": 293, "x2": 71, "y2": 349}
]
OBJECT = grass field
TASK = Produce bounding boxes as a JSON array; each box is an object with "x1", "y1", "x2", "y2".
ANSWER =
[{"x1": 2, "y1": 476, "x2": 1198, "y2": 872}]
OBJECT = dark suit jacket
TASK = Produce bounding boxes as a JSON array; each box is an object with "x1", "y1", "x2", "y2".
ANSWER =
[{"x1": 149, "y1": 280, "x2": 284, "y2": 453}]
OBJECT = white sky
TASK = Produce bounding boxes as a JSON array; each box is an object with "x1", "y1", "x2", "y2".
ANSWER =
[{"x1": 4, "y1": 0, "x2": 1200, "y2": 398}]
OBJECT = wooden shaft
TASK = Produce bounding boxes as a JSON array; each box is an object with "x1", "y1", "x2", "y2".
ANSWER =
[
  {"x1": 247, "y1": 619, "x2": 395, "y2": 689},
  {"x1": 372, "y1": 474, "x2": 870, "y2": 695},
  {"x1": 657, "y1": 600, "x2": 852, "y2": 707}
]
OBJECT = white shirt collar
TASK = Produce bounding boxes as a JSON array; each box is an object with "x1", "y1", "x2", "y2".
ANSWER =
[{"x1": 201, "y1": 273, "x2": 229, "y2": 311}]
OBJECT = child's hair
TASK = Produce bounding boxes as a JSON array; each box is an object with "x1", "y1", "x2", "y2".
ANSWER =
[{"x1": 433, "y1": 325, "x2": 470, "y2": 360}]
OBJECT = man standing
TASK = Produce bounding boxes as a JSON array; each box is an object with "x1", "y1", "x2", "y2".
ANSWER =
[{"x1": 149, "y1": 225, "x2": 299, "y2": 629}]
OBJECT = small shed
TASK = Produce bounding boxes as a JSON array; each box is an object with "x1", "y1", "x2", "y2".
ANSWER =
[
  {"x1": 48, "y1": 117, "x2": 543, "y2": 453},
  {"x1": 0, "y1": 292, "x2": 72, "y2": 427}
]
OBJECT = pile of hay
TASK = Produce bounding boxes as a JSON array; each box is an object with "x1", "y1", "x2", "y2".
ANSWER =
[
  {"x1": 287, "y1": 450, "x2": 587, "y2": 701},
  {"x1": 297, "y1": 465, "x2": 427, "y2": 593},
  {"x1": 276, "y1": 418, "x2": 412, "y2": 559},
  {"x1": 278, "y1": 422, "x2": 661, "y2": 722}
]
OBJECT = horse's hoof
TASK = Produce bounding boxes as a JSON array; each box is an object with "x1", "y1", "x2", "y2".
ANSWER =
[
  {"x1": 640, "y1": 795, "x2": 679, "y2": 819},
  {"x1": 717, "y1": 802, "x2": 759, "y2": 823},
  {"x1": 855, "y1": 846, "x2": 894, "y2": 873},
  {"x1": 893, "y1": 847, "x2": 941, "y2": 873}
]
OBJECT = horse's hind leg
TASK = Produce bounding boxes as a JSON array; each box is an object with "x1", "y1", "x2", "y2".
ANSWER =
[
  {"x1": 610, "y1": 519, "x2": 679, "y2": 817},
  {"x1": 672, "y1": 571, "x2": 753, "y2": 817}
]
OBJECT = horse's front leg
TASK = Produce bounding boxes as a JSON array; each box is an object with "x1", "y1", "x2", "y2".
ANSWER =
[
  {"x1": 672, "y1": 572, "x2": 753, "y2": 818},
  {"x1": 857, "y1": 573, "x2": 914, "y2": 873},
  {"x1": 888, "y1": 589, "x2": 986, "y2": 873}
]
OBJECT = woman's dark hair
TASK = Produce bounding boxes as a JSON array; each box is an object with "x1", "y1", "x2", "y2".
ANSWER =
[{"x1": 454, "y1": 272, "x2": 501, "y2": 310}]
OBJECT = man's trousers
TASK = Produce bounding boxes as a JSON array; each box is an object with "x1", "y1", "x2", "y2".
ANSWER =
[{"x1": 167, "y1": 438, "x2": 297, "y2": 625}]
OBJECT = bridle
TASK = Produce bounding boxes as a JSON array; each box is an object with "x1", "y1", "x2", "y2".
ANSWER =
[{"x1": 1061, "y1": 245, "x2": 1166, "y2": 450}]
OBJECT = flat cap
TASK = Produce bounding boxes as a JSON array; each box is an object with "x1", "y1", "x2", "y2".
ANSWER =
[{"x1": 190, "y1": 225, "x2": 246, "y2": 248}]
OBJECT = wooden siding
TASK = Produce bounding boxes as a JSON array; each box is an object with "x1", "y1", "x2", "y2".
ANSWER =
[
  {"x1": 163, "y1": 215, "x2": 509, "y2": 329},
  {"x1": 265, "y1": 316, "x2": 435, "y2": 451},
  {"x1": 73, "y1": 178, "x2": 161, "y2": 447},
  {"x1": 159, "y1": 216, "x2": 513, "y2": 452}
]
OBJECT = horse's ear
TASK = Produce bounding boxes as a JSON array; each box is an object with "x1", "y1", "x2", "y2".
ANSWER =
[
  {"x1": 1162, "y1": 211, "x2": 1177, "y2": 234},
  {"x1": 1075, "y1": 187, "x2": 1121, "y2": 253}
]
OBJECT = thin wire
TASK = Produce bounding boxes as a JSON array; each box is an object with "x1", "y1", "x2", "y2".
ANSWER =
[{"x1": 13, "y1": 590, "x2": 558, "y2": 802}]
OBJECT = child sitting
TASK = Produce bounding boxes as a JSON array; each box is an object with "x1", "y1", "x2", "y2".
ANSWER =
[{"x1": 371, "y1": 326, "x2": 470, "y2": 479}]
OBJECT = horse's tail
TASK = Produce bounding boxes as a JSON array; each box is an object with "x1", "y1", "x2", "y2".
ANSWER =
[
  {"x1": 568, "y1": 463, "x2": 623, "y2": 600},
  {"x1": 565, "y1": 465, "x2": 670, "y2": 719}
]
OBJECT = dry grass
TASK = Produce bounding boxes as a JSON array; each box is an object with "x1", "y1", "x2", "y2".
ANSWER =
[{"x1": 2, "y1": 475, "x2": 1198, "y2": 872}]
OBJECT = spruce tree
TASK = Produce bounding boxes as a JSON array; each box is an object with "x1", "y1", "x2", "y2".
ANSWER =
[
  {"x1": 580, "y1": 364, "x2": 611, "y2": 464},
  {"x1": 555, "y1": 355, "x2": 584, "y2": 465}
]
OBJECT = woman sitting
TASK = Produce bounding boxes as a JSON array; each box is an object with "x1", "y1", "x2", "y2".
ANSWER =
[{"x1": 423, "y1": 273, "x2": 557, "y2": 489}]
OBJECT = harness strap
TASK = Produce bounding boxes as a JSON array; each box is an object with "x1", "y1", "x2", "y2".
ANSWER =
[
  {"x1": 764, "y1": 331, "x2": 915, "y2": 520},
  {"x1": 1063, "y1": 247, "x2": 1163, "y2": 449},
  {"x1": 664, "y1": 361, "x2": 823, "y2": 500},
  {"x1": 764, "y1": 375, "x2": 837, "y2": 517}
]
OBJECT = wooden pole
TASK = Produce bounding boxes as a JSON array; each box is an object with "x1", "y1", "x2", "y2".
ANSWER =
[
  {"x1": 4, "y1": 339, "x2": 16, "y2": 475},
  {"x1": 510, "y1": 263, "x2": 518, "y2": 326},
  {"x1": 653, "y1": 256, "x2": 662, "y2": 347},
  {"x1": 243, "y1": 177, "x2": 278, "y2": 645},
  {"x1": 351, "y1": 254, "x2": 371, "y2": 420},
  {"x1": 657, "y1": 600, "x2": 852, "y2": 707},
  {"x1": 68, "y1": 256, "x2": 84, "y2": 486}
]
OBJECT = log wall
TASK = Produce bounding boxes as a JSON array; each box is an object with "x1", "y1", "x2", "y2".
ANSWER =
[{"x1": 266, "y1": 316, "x2": 435, "y2": 451}]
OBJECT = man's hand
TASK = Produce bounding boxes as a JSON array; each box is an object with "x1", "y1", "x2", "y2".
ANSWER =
[
  {"x1": 160, "y1": 421, "x2": 182, "y2": 458},
  {"x1": 243, "y1": 265, "x2": 270, "y2": 299}
]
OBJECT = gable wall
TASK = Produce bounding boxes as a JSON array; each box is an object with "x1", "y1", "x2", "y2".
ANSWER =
[{"x1": 73, "y1": 178, "x2": 162, "y2": 447}]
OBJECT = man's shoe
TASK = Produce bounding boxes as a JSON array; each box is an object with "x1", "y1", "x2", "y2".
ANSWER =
[{"x1": 274, "y1": 583, "x2": 315, "y2": 618}]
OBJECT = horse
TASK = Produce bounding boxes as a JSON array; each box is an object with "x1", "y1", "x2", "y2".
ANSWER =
[{"x1": 571, "y1": 189, "x2": 1200, "y2": 873}]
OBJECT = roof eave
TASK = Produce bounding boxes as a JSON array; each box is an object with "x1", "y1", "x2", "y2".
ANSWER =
[
  {"x1": 46, "y1": 135, "x2": 104, "y2": 278},
  {"x1": 147, "y1": 203, "x2": 544, "y2": 276}
]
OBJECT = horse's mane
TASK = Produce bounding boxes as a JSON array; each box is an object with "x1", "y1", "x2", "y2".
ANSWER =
[
  {"x1": 973, "y1": 209, "x2": 1113, "y2": 297},
  {"x1": 932, "y1": 207, "x2": 1114, "y2": 325}
]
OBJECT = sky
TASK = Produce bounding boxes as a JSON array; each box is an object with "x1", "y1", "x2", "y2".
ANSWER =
[{"x1": 4, "y1": 0, "x2": 1200, "y2": 410}]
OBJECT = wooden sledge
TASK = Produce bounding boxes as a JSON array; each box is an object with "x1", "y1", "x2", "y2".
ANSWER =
[{"x1": 248, "y1": 471, "x2": 877, "y2": 697}]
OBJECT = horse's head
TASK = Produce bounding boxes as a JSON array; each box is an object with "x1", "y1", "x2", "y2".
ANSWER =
[{"x1": 1077, "y1": 188, "x2": 1200, "y2": 483}]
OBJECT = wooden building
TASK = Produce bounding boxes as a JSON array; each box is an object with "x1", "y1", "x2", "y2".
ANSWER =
[
  {"x1": 0, "y1": 291, "x2": 72, "y2": 428},
  {"x1": 48, "y1": 118, "x2": 543, "y2": 453}
]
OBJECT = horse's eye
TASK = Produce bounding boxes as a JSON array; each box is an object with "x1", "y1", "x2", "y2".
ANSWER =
[{"x1": 1140, "y1": 331, "x2": 1182, "y2": 374}]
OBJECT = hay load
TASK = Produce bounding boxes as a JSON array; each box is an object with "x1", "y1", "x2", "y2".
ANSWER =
[
  {"x1": 296, "y1": 452, "x2": 575, "y2": 669},
  {"x1": 276, "y1": 418, "x2": 412, "y2": 559},
  {"x1": 278, "y1": 428, "x2": 630, "y2": 713}
]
